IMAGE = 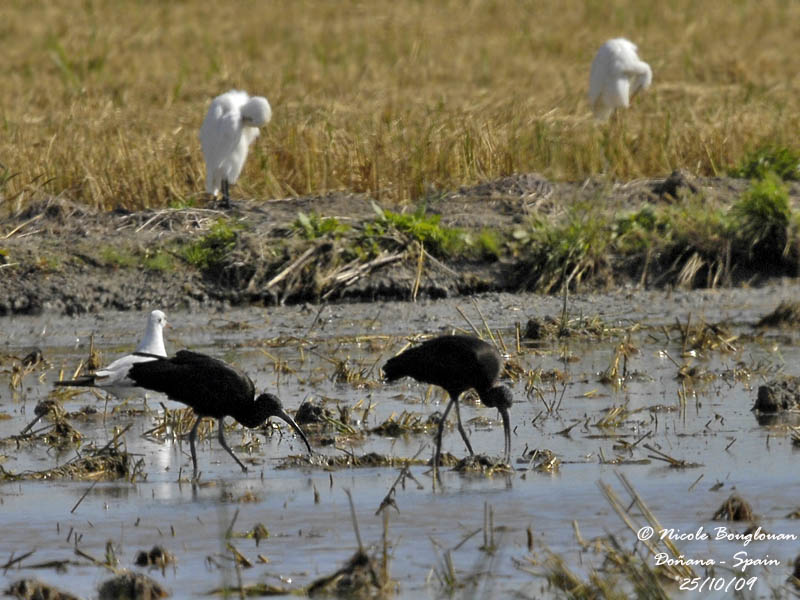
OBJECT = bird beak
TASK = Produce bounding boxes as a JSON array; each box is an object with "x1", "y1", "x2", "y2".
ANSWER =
[
  {"x1": 499, "y1": 408, "x2": 511, "y2": 463},
  {"x1": 274, "y1": 408, "x2": 313, "y2": 455}
]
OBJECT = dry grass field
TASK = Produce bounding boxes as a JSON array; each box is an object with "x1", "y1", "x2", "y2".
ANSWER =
[{"x1": 3, "y1": 0, "x2": 800, "y2": 211}]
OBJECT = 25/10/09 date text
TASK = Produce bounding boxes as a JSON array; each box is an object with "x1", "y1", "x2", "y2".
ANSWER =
[{"x1": 679, "y1": 577, "x2": 757, "y2": 593}]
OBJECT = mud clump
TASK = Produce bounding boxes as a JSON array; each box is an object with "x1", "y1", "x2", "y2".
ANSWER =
[
  {"x1": 98, "y1": 572, "x2": 169, "y2": 600},
  {"x1": 23, "y1": 446, "x2": 133, "y2": 481},
  {"x1": 134, "y1": 546, "x2": 175, "y2": 569},
  {"x1": 523, "y1": 317, "x2": 557, "y2": 340},
  {"x1": 295, "y1": 400, "x2": 334, "y2": 425},
  {"x1": 753, "y1": 377, "x2": 800, "y2": 412},
  {"x1": 6, "y1": 579, "x2": 81, "y2": 600},
  {"x1": 371, "y1": 411, "x2": 432, "y2": 436},
  {"x1": 453, "y1": 454, "x2": 514, "y2": 475},
  {"x1": 757, "y1": 301, "x2": 800, "y2": 328},
  {"x1": 521, "y1": 448, "x2": 561, "y2": 473},
  {"x1": 650, "y1": 169, "x2": 698, "y2": 201},
  {"x1": 308, "y1": 549, "x2": 390, "y2": 598},
  {"x1": 713, "y1": 494, "x2": 755, "y2": 521},
  {"x1": 278, "y1": 452, "x2": 426, "y2": 470}
]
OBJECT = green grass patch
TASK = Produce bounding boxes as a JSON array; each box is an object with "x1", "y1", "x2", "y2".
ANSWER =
[
  {"x1": 513, "y1": 202, "x2": 616, "y2": 293},
  {"x1": 293, "y1": 211, "x2": 351, "y2": 240},
  {"x1": 168, "y1": 197, "x2": 198, "y2": 210},
  {"x1": 368, "y1": 203, "x2": 466, "y2": 258},
  {"x1": 182, "y1": 219, "x2": 239, "y2": 271},
  {"x1": 467, "y1": 229, "x2": 503, "y2": 260},
  {"x1": 36, "y1": 253, "x2": 62, "y2": 273},
  {"x1": 613, "y1": 206, "x2": 663, "y2": 254},
  {"x1": 729, "y1": 145, "x2": 800, "y2": 181},
  {"x1": 100, "y1": 246, "x2": 137, "y2": 268},
  {"x1": 730, "y1": 173, "x2": 790, "y2": 258},
  {"x1": 98, "y1": 245, "x2": 176, "y2": 271},
  {"x1": 142, "y1": 249, "x2": 175, "y2": 272},
  {"x1": 510, "y1": 185, "x2": 800, "y2": 292}
]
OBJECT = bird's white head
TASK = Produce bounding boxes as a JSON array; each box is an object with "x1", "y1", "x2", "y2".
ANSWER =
[
  {"x1": 150, "y1": 310, "x2": 167, "y2": 328},
  {"x1": 138, "y1": 310, "x2": 168, "y2": 356},
  {"x1": 637, "y1": 61, "x2": 653, "y2": 91},
  {"x1": 241, "y1": 96, "x2": 272, "y2": 127}
]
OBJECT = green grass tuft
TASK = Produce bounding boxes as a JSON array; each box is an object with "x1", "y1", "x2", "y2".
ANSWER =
[
  {"x1": 614, "y1": 206, "x2": 662, "y2": 253},
  {"x1": 730, "y1": 173, "x2": 790, "y2": 257},
  {"x1": 142, "y1": 249, "x2": 175, "y2": 272},
  {"x1": 370, "y1": 204, "x2": 466, "y2": 258},
  {"x1": 514, "y1": 203, "x2": 615, "y2": 292},
  {"x1": 469, "y1": 229, "x2": 503, "y2": 260},
  {"x1": 100, "y1": 247, "x2": 137, "y2": 269},
  {"x1": 182, "y1": 220, "x2": 239, "y2": 270},
  {"x1": 293, "y1": 211, "x2": 351, "y2": 240},
  {"x1": 729, "y1": 145, "x2": 800, "y2": 181}
]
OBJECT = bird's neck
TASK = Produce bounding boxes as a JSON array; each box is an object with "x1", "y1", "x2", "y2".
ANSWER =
[
  {"x1": 136, "y1": 328, "x2": 165, "y2": 356},
  {"x1": 234, "y1": 403, "x2": 269, "y2": 429}
]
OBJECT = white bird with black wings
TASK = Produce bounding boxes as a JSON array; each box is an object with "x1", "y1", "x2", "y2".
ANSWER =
[{"x1": 55, "y1": 309, "x2": 168, "y2": 399}]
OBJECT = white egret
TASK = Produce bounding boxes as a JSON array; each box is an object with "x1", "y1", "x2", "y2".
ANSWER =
[
  {"x1": 55, "y1": 309, "x2": 169, "y2": 399},
  {"x1": 199, "y1": 90, "x2": 272, "y2": 207},
  {"x1": 589, "y1": 38, "x2": 652, "y2": 121}
]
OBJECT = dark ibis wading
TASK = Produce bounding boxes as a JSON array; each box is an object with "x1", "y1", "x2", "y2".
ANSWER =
[
  {"x1": 383, "y1": 335, "x2": 512, "y2": 477},
  {"x1": 128, "y1": 350, "x2": 311, "y2": 478}
]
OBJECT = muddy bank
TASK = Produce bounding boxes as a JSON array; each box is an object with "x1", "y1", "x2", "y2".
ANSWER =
[{"x1": 1, "y1": 171, "x2": 798, "y2": 316}]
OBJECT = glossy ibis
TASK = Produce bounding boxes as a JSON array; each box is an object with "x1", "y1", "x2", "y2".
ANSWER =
[
  {"x1": 55, "y1": 310, "x2": 168, "y2": 399},
  {"x1": 200, "y1": 89, "x2": 272, "y2": 207},
  {"x1": 128, "y1": 350, "x2": 311, "y2": 478},
  {"x1": 383, "y1": 334, "x2": 513, "y2": 477}
]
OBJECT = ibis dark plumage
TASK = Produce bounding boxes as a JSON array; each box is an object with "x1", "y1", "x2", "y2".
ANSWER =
[
  {"x1": 127, "y1": 350, "x2": 311, "y2": 478},
  {"x1": 383, "y1": 335, "x2": 513, "y2": 477}
]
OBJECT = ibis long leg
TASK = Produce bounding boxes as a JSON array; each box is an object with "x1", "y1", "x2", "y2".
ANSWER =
[
  {"x1": 433, "y1": 398, "x2": 457, "y2": 485},
  {"x1": 452, "y1": 399, "x2": 474, "y2": 456},
  {"x1": 218, "y1": 417, "x2": 248, "y2": 472},
  {"x1": 188, "y1": 416, "x2": 202, "y2": 479},
  {"x1": 499, "y1": 408, "x2": 511, "y2": 464}
]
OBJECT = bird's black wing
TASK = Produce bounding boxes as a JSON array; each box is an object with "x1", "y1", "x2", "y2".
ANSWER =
[
  {"x1": 129, "y1": 350, "x2": 255, "y2": 416},
  {"x1": 384, "y1": 335, "x2": 500, "y2": 391}
]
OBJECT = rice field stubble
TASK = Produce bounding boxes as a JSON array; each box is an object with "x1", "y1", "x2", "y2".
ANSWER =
[{"x1": 3, "y1": 0, "x2": 800, "y2": 212}]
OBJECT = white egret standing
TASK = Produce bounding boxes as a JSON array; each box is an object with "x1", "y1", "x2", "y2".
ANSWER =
[
  {"x1": 199, "y1": 90, "x2": 272, "y2": 207},
  {"x1": 589, "y1": 38, "x2": 652, "y2": 121}
]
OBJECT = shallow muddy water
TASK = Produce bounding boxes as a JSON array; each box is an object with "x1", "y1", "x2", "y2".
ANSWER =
[{"x1": 1, "y1": 285, "x2": 800, "y2": 598}]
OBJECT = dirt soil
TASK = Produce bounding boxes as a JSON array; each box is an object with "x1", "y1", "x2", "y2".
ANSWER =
[{"x1": 0, "y1": 171, "x2": 795, "y2": 316}]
